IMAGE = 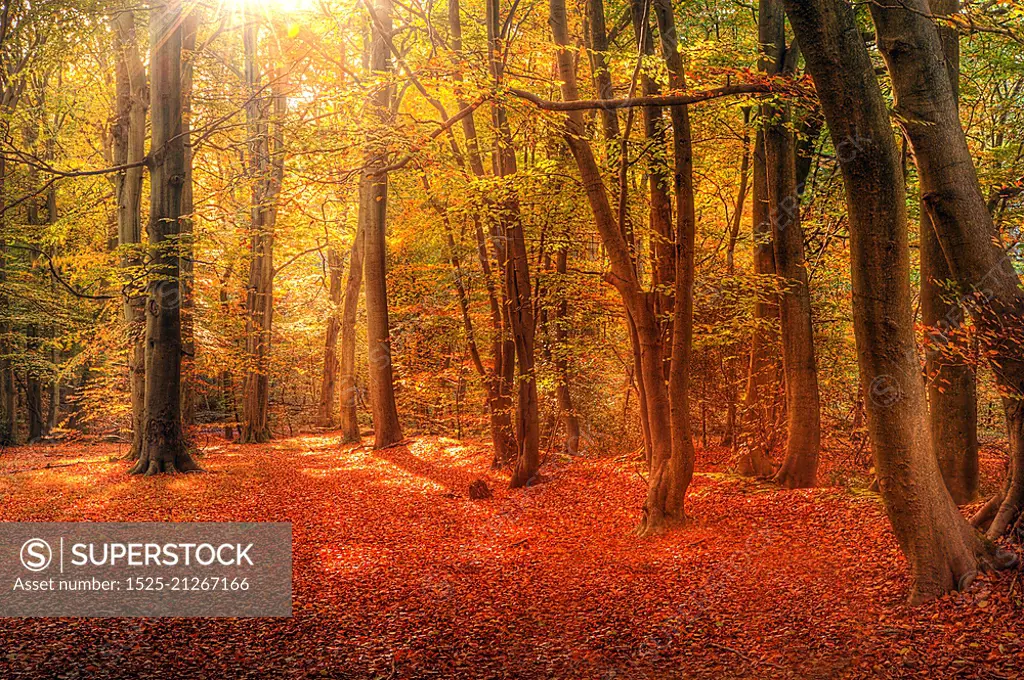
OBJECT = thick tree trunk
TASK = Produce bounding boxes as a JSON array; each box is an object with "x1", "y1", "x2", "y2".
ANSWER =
[
  {"x1": 317, "y1": 247, "x2": 344, "y2": 427},
  {"x1": 918, "y1": 0, "x2": 977, "y2": 505},
  {"x1": 111, "y1": 12, "x2": 147, "y2": 458},
  {"x1": 362, "y1": 0, "x2": 403, "y2": 449},
  {"x1": 240, "y1": 17, "x2": 284, "y2": 444},
  {"x1": 760, "y1": 1, "x2": 821, "y2": 488},
  {"x1": 783, "y1": 0, "x2": 1014, "y2": 602},
  {"x1": 868, "y1": 0, "x2": 1024, "y2": 539},
  {"x1": 131, "y1": 0, "x2": 198, "y2": 475}
]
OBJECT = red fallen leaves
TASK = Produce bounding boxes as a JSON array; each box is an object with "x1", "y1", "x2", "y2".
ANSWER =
[{"x1": 0, "y1": 434, "x2": 1021, "y2": 679}]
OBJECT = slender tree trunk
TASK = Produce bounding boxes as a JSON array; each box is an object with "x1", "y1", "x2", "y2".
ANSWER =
[
  {"x1": 549, "y1": 0, "x2": 690, "y2": 533},
  {"x1": 131, "y1": 0, "x2": 198, "y2": 475},
  {"x1": 652, "y1": 0, "x2": 697, "y2": 532},
  {"x1": 0, "y1": 154, "x2": 13, "y2": 445},
  {"x1": 218, "y1": 270, "x2": 237, "y2": 440},
  {"x1": 760, "y1": 1, "x2": 821, "y2": 488},
  {"x1": 240, "y1": 16, "x2": 283, "y2": 444},
  {"x1": 783, "y1": 0, "x2": 1015, "y2": 602},
  {"x1": 553, "y1": 246, "x2": 581, "y2": 453},
  {"x1": 24, "y1": 126, "x2": 44, "y2": 443},
  {"x1": 111, "y1": 10, "x2": 148, "y2": 458},
  {"x1": 722, "y1": 121, "x2": 751, "y2": 448},
  {"x1": 361, "y1": 0, "x2": 403, "y2": 449},
  {"x1": 485, "y1": 0, "x2": 540, "y2": 486},
  {"x1": 737, "y1": 133, "x2": 779, "y2": 476},
  {"x1": 317, "y1": 247, "x2": 344, "y2": 427},
  {"x1": 631, "y1": 0, "x2": 674, "y2": 330},
  {"x1": 447, "y1": 0, "x2": 516, "y2": 466},
  {"x1": 868, "y1": 0, "x2": 1024, "y2": 539},
  {"x1": 339, "y1": 215, "x2": 367, "y2": 443}
]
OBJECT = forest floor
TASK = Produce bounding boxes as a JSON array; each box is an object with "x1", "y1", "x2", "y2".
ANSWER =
[{"x1": 0, "y1": 434, "x2": 1022, "y2": 679}]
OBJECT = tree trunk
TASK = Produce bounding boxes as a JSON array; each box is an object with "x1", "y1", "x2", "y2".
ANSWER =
[
  {"x1": 131, "y1": 0, "x2": 198, "y2": 475},
  {"x1": 782, "y1": 0, "x2": 1014, "y2": 602},
  {"x1": 485, "y1": 0, "x2": 540, "y2": 487},
  {"x1": 549, "y1": 0, "x2": 691, "y2": 533},
  {"x1": 553, "y1": 246, "x2": 581, "y2": 454},
  {"x1": 362, "y1": 0, "x2": 404, "y2": 449},
  {"x1": 651, "y1": 0, "x2": 698, "y2": 531},
  {"x1": 447, "y1": 0, "x2": 516, "y2": 466},
  {"x1": 240, "y1": 16, "x2": 284, "y2": 444},
  {"x1": 179, "y1": 10, "x2": 198, "y2": 431},
  {"x1": 737, "y1": 131, "x2": 779, "y2": 477},
  {"x1": 869, "y1": 0, "x2": 1024, "y2": 539},
  {"x1": 631, "y1": 0, "x2": 674, "y2": 329},
  {"x1": 913, "y1": 0, "x2": 978, "y2": 505},
  {"x1": 317, "y1": 247, "x2": 344, "y2": 427},
  {"x1": 760, "y1": 1, "x2": 821, "y2": 488},
  {"x1": 585, "y1": 0, "x2": 620, "y2": 145},
  {"x1": 722, "y1": 120, "x2": 751, "y2": 449},
  {"x1": 339, "y1": 215, "x2": 367, "y2": 443},
  {"x1": 111, "y1": 10, "x2": 148, "y2": 458}
]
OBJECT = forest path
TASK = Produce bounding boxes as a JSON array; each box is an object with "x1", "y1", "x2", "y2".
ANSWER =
[{"x1": 0, "y1": 434, "x2": 1021, "y2": 679}]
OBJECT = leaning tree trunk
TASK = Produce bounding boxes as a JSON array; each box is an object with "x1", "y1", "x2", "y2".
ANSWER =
[
  {"x1": 782, "y1": 0, "x2": 1015, "y2": 602},
  {"x1": 549, "y1": 0, "x2": 691, "y2": 533},
  {"x1": 869, "y1": 0, "x2": 1024, "y2": 540},
  {"x1": 131, "y1": 0, "x2": 199, "y2": 475},
  {"x1": 240, "y1": 17, "x2": 284, "y2": 444},
  {"x1": 317, "y1": 247, "x2": 345, "y2": 427},
  {"x1": 361, "y1": 0, "x2": 404, "y2": 449},
  {"x1": 111, "y1": 11, "x2": 147, "y2": 458},
  {"x1": 760, "y1": 0, "x2": 821, "y2": 488},
  {"x1": 915, "y1": 0, "x2": 978, "y2": 505}
]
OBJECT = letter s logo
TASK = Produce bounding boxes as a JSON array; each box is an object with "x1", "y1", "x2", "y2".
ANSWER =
[{"x1": 20, "y1": 538, "x2": 52, "y2": 572}]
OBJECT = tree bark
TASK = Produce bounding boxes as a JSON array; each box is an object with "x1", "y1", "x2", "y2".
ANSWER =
[
  {"x1": 240, "y1": 16, "x2": 284, "y2": 444},
  {"x1": 868, "y1": 0, "x2": 1024, "y2": 540},
  {"x1": 362, "y1": 0, "x2": 404, "y2": 449},
  {"x1": 447, "y1": 0, "x2": 516, "y2": 466},
  {"x1": 179, "y1": 10, "x2": 198, "y2": 431},
  {"x1": 131, "y1": 0, "x2": 198, "y2": 475},
  {"x1": 782, "y1": 0, "x2": 1014, "y2": 602},
  {"x1": 553, "y1": 246, "x2": 581, "y2": 454},
  {"x1": 760, "y1": 1, "x2": 821, "y2": 488},
  {"x1": 317, "y1": 247, "x2": 345, "y2": 427},
  {"x1": 339, "y1": 214, "x2": 367, "y2": 443},
  {"x1": 485, "y1": 0, "x2": 540, "y2": 487},
  {"x1": 652, "y1": 0, "x2": 697, "y2": 529},
  {"x1": 913, "y1": 0, "x2": 978, "y2": 505},
  {"x1": 549, "y1": 0, "x2": 691, "y2": 533},
  {"x1": 737, "y1": 133, "x2": 780, "y2": 477},
  {"x1": 111, "y1": 11, "x2": 148, "y2": 457}
]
